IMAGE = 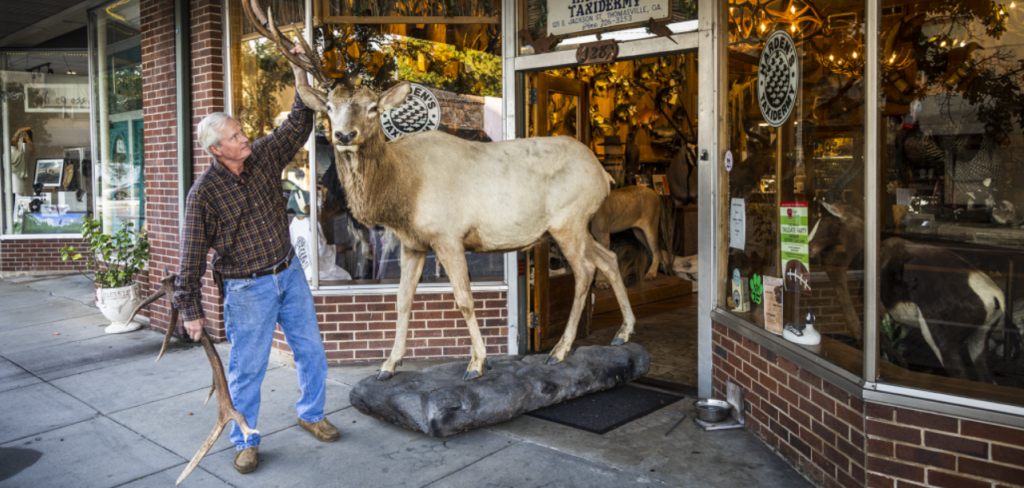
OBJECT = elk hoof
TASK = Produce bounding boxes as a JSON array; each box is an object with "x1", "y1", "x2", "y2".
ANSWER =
[
  {"x1": 611, "y1": 338, "x2": 626, "y2": 346},
  {"x1": 397, "y1": 360, "x2": 403, "y2": 366},
  {"x1": 463, "y1": 369, "x2": 483, "y2": 381},
  {"x1": 484, "y1": 358, "x2": 493, "y2": 369},
  {"x1": 544, "y1": 355, "x2": 562, "y2": 365},
  {"x1": 376, "y1": 370, "x2": 394, "y2": 381}
]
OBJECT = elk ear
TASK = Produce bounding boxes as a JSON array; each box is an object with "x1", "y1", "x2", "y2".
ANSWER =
[
  {"x1": 821, "y1": 201, "x2": 847, "y2": 221},
  {"x1": 297, "y1": 86, "x2": 328, "y2": 112},
  {"x1": 379, "y1": 82, "x2": 412, "y2": 111}
]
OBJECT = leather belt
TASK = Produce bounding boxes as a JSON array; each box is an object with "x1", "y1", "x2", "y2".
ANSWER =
[{"x1": 251, "y1": 247, "x2": 296, "y2": 279}]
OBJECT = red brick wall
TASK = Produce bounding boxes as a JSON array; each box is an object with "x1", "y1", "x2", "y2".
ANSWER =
[
  {"x1": 713, "y1": 321, "x2": 1024, "y2": 488},
  {"x1": 865, "y1": 404, "x2": 1024, "y2": 488},
  {"x1": 0, "y1": 238, "x2": 88, "y2": 274},
  {"x1": 140, "y1": 0, "x2": 226, "y2": 339},
  {"x1": 272, "y1": 292, "x2": 509, "y2": 362},
  {"x1": 712, "y1": 322, "x2": 866, "y2": 488}
]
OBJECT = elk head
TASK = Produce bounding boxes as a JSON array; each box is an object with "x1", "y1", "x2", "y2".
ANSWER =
[{"x1": 296, "y1": 81, "x2": 412, "y2": 154}]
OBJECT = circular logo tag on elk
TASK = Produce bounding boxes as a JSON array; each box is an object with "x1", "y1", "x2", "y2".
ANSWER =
[
  {"x1": 757, "y1": 30, "x2": 799, "y2": 128},
  {"x1": 379, "y1": 83, "x2": 441, "y2": 140}
]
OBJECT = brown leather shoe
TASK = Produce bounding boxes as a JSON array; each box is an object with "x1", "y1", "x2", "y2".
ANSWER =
[
  {"x1": 298, "y1": 417, "x2": 340, "y2": 442},
  {"x1": 233, "y1": 447, "x2": 258, "y2": 474}
]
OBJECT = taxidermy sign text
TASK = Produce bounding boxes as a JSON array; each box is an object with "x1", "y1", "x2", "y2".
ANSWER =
[
  {"x1": 757, "y1": 30, "x2": 799, "y2": 127},
  {"x1": 547, "y1": 0, "x2": 670, "y2": 36}
]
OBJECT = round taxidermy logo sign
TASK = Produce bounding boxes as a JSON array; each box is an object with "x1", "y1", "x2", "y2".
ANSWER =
[
  {"x1": 757, "y1": 30, "x2": 799, "y2": 128},
  {"x1": 379, "y1": 83, "x2": 441, "y2": 140}
]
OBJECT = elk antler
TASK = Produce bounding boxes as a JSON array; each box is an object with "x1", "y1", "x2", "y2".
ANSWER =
[
  {"x1": 242, "y1": 0, "x2": 334, "y2": 89},
  {"x1": 128, "y1": 268, "x2": 257, "y2": 485},
  {"x1": 175, "y1": 330, "x2": 257, "y2": 485}
]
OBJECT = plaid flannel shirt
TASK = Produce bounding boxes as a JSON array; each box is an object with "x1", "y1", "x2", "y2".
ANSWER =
[{"x1": 173, "y1": 91, "x2": 313, "y2": 322}]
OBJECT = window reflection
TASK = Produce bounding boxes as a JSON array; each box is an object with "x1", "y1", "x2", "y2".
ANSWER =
[
  {"x1": 877, "y1": 1, "x2": 1024, "y2": 403},
  {"x1": 724, "y1": 0, "x2": 866, "y2": 375},
  {"x1": 228, "y1": 0, "x2": 504, "y2": 286}
]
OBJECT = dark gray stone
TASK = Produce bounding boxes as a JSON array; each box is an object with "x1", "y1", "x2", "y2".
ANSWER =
[{"x1": 349, "y1": 343, "x2": 650, "y2": 437}]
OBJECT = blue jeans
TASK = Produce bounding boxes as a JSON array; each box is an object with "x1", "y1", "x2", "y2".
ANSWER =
[{"x1": 223, "y1": 255, "x2": 327, "y2": 450}]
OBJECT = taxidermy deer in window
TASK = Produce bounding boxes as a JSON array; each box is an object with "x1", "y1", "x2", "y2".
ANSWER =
[
  {"x1": 244, "y1": 0, "x2": 636, "y2": 381},
  {"x1": 810, "y1": 199, "x2": 1011, "y2": 383}
]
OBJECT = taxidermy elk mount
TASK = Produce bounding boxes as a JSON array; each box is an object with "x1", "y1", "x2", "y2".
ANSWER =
[
  {"x1": 243, "y1": 0, "x2": 636, "y2": 382},
  {"x1": 124, "y1": 268, "x2": 256, "y2": 486},
  {"x1": 809, "y1": 174, "x2": 1015, "y2": 383}
]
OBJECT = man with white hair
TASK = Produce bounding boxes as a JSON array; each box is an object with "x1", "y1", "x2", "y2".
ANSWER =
[{"x1": 173, "y1": 45, "x2": 337, "y2": 475}]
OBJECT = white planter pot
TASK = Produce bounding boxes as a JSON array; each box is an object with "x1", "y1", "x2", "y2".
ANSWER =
[{"x1": 96, "y1": 282, "x2": 144, "y2": 334}]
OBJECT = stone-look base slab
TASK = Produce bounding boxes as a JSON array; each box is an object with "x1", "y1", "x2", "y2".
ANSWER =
[{"x1": 349, "y1": 343, "x2": 650, "y2": 437}]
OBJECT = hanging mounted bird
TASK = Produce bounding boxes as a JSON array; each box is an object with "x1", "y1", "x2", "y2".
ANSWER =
[
  {"x1": 590, "y1": 104, "x2": 616, "y2": 141},
  {"x1": 644, "y1": 17, "x2": 678, "y2": 44},
  {"x1": 613, "y1": 103, "x2": 638, "y2": 126},
  {"x1": 656, "y1": 84, "x2": 680, "y2": 109},
  {"x1": 635, "y1": 61, "x2": 659, "y2": 87},
  {"x1": 615, "y1": 77, "x2": 643, "y2": 105},
  {"x1": 592, "y1": 71, "x2": 618, "y2": 98}
]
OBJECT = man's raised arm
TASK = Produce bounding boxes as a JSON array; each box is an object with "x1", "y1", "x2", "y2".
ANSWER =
[{"x1": 249, "y1": 45, "x2": 315, "y2": 175}]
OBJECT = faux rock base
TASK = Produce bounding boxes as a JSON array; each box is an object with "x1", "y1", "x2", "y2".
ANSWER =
[{"x1": 349, "y1": 343, "x2": 650, "y2": 437}]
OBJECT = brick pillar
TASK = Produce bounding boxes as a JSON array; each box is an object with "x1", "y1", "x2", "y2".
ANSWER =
[
  {"x1": 189, "y1": 0, "x2": 227, "y2": 339},
  {"x1": 140, "y1": 0, "x2": 179, "y2": 332},
  {"x1": 140, "y1": 0, "x2": 226, "y2": 339}
]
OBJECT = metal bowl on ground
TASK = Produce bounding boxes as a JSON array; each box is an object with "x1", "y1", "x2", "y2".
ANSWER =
[{"x1": 694, "y1": 398, "x2": 732, "y2": 423}]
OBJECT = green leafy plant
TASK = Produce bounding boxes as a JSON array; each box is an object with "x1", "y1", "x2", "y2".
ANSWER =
[
  {"x1": 880, "y1": 313, "x2": 908, "y2": 363},
  {"x1": 60, "y1": 217, "x2": 150, "y2": 289}
]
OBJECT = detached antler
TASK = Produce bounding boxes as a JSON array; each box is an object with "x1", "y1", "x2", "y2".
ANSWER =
[
  {"x1": 242, "y1": 0, "x2": 334, "y2": 89},
  {"x1": 129, "y1": 267, "x2": 258, "y2": 486}
]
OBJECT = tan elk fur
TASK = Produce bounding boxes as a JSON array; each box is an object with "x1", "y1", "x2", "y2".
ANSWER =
[
  {"x1": 590, "y1": 185, "x2": 662, "y2": 288},
  {"x1": 299, "y1": 83, "x2": 636, "y2": 380}
]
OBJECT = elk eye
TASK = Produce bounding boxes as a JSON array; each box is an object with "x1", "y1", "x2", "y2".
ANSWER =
[{"x1": 368, "y1": 104, "x2": 378, "y2": 115}]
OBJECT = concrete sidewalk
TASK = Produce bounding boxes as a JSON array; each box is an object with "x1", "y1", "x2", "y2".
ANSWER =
[{"x1": 0, "y1": 274, "x2": 813, "y2": 488}]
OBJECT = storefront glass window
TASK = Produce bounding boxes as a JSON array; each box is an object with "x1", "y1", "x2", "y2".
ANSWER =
[
  {"x1": 518, "y1": 0, "x2": 696, "y2": 55},
  {"x1": 229, "y1": 0, "x2": 505, "y2": 287},
  {"x1": 876, "y1": 1, "x2": 1024, "y2": 405},
  {"x1": 90, "y1": 0, "x2": 145, "y2": 234},
  {"x1": 1, "y1": 51, "x2": 93, "y2": 235},
  {"x1": 722, "y1": 0, "x2": 866, "y2": 376}
]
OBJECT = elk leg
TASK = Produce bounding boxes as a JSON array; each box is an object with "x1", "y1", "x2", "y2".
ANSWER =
[
  {"x1": 175, "y1": 331, "x2": 257, "y2": 486},
  {"x1": 591, "y1": 229, "x2": 612, "y2": 289},
  {"x1": 590, "y1": 238, "x2": 636, "y2": 344},
  {"x1": 823, "y1": 266, "x2": 863, "y2": 346},
  {"x1": 546, "y1": 229, "x2": 596, "y2": 364},
  {"x1": 632, "y1": 223, "x2": 660, "y2": 281},
  {"x1": 378, "y1": 246, "x2": 426, "y2": 380},
  {"x1": 433, "y1": 244, "x2": 488, "y2": 381}
]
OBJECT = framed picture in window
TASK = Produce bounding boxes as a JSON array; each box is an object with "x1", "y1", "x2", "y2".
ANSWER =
[{"x1": 34, "y1": 158, "x2": 65, "y2": 188}]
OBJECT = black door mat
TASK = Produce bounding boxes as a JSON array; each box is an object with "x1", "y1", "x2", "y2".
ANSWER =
[{"x1": 525, "y1": 384, "x2": 684, "y2": 434}]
